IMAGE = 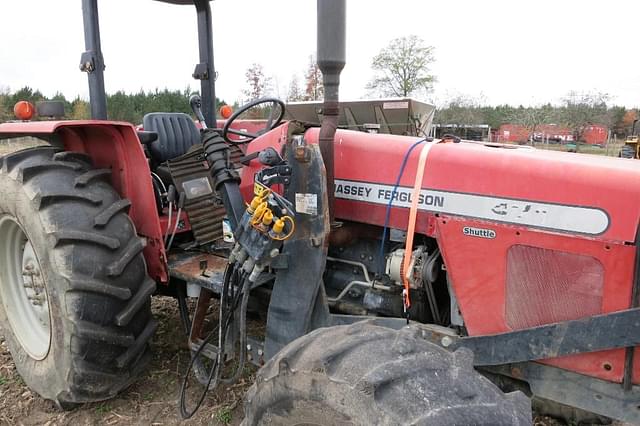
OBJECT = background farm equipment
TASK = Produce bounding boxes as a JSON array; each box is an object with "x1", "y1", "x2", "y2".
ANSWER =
[{"x1": 620, "y1": 119, "x2": 640, "y2": 158}]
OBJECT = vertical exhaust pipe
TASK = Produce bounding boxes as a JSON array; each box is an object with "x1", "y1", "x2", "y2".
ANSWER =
[{"x1": 317, "y1": 0, "x2": 346, "y2": 225}]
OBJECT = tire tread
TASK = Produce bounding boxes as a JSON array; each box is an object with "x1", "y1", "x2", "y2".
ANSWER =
[
  {"x1": 244, "y1": 323, "x2": 532, "y2": 426},
  {"x1": 75, "y1": 169, "x2": 112, "y2": 188},
  {"x1": 0, "y1": 147, "x2": 155, "y2": 406},
  {"x1": 94, "y1": 199, "x2": 131, "y2": 228},
  {"x1": 107, "y1": 237, "x2": 146, "y2": 277}
]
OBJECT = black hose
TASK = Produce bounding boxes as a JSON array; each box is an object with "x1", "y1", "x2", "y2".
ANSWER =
[
  {"x1": 179, "y1": 264, "x2": 234, "y2": 419},
  {"x1": 221, "y1": 280, "x2": 250, "y2": 385},
  {"x1": 178, "y1": 263, "x2": 251, "y2": 419},
  {"x1": 176, "y1": 284, "x2": 191, "y2": 335}
]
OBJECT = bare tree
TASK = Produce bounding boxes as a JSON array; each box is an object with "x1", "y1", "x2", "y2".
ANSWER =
[
  {"x1": 243, "y1": 63, "x2": 271, "y2": 102},
  {"x1": 621, "y1": 109, "x2": 638, "y2": 135},
  {"x1": 434, "y1": 94, "x2": 485, "y2": 126},
  {"x1": 367, "y1": 35, "x2": 436, "y2": 98},
  {"x1": 287, "y1": 75, "x2": 304, "y2": 102},
  {"x1": 510, "y1": 105, "x2": 554, "y2": 144},
  {"x1": 303, "y1": 55, "x2": 323, "y2": 101},
  {"x1": 560, "y1": 90, "x2": 609, "y2": 143}
]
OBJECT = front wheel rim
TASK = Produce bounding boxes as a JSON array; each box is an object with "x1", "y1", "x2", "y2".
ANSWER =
[{"x1": 0, "y1": 215, "x2": 51, "y2": 360}]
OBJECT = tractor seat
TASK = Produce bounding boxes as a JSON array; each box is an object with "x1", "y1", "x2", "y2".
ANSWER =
[{"x1": 142, "y1": 112, "x2": 201, "y2": 165}]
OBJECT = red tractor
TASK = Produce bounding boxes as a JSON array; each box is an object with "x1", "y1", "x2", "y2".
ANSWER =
[{"x1": 1, "y1": 1, "x2": 639, "y2": 424}]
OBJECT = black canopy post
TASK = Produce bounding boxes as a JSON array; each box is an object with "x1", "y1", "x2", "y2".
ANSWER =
[
  {"x1": 79, "y1": 0, "x2": 216, "y2": 124},
  {"x1": 80, "y1": 0, "x2": 108, "y2": 120},
  {"x1": 193, "y1": 0, "x2": 216, "y2": 128}
]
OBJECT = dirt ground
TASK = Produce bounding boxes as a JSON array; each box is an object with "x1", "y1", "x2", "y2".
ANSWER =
[
  {"x1": 0, "y1": 294, "x2": 595, "y2": 426},
  {"x1": 0, "y1": 296, "x2": 254, "y2": 426}
]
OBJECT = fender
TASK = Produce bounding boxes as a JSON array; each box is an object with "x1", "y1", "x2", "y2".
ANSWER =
[{"x1": 0, "y1": 120, "x2": 168, "y2": 283}]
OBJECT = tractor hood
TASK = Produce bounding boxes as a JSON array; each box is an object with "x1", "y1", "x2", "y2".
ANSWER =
[
  {"x1": 241, "y1": 125, "x2": 640, "y2": 243},
  {"x1": 317, "y1": 128, "x2": 640, "y2": 243}
]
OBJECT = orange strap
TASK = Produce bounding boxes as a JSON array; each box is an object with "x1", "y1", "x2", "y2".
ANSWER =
[{"x1": 402, "y1": 141, "x2": 436, "y2": 310}]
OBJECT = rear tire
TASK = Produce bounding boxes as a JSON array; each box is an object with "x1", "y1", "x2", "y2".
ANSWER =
[
  {"x1": 620, "y1": 145, "x2": 636, "y2": 159},
  {"x1": 0, "y1": 147, "x2": 156, "y2": 407},
  {"x1": 243, "y1": 321, "x2": 532, "y2": 425}
]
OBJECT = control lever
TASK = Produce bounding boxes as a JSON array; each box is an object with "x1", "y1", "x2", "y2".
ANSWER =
[
  {"x1": 189, "y1": 95, "x2": 208, "y2": 129},
  {"x1": 239, "y1": 147, "x2": 284, "y2": 166}
]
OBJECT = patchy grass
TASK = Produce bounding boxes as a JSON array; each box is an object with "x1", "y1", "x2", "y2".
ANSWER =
[
  {"x1": 95, "y1": 403, "x2": 111, "y2": 415},
  {"x1": 533, "y1": 141, "x2": 625, "y2": 157},
  {"x1": 215, "y1": 406, "x2": 233, "y2": 424}
]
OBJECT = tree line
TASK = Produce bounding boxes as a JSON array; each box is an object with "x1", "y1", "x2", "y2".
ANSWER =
[
  {"x1": 2, "y1": 85, "x2": 636, "y2": 140},
  {"x1": 2, "y1": 34, "x2": 637, "y2": 139},
  {"x1": 435, "y1": 92, "x2": 636, "y2": 139},
  {"x1": 0, "y1": 86, "x2": 226, "y2": 125}
]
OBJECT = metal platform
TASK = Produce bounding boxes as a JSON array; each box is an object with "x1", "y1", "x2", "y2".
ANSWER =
[{"x1": 168, "y1": 252, "x2": 227, "y2": 293}]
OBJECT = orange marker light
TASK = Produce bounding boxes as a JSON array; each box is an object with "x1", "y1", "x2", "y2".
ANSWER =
[
  {"x1": 14, "y1": 101, "x2": 35, "y2": 121},
  {"x1": 219, "y1": 105, "x2": 233, "y2": 119}
]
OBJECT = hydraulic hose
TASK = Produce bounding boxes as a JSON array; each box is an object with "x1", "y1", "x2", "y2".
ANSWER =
[{"x1": 202, "y1": 129, "x2": 244, "y2": 230}]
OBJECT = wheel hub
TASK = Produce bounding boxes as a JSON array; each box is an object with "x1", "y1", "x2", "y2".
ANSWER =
[
  {"x1": 22, "y1": 242, "x2": 49, "y2": 310},
  {"x1": 0, "y1": 216, "x2": 51, "y2": 360}
]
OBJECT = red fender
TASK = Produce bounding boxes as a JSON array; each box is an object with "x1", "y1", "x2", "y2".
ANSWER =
[{"x1": 0, "y1": 120, "x2": 168, "y2": 283}]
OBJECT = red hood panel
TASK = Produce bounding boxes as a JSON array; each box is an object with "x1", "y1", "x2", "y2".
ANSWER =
[{"x1": 314, "y1": 128, "x2": 640, "y2": 242}]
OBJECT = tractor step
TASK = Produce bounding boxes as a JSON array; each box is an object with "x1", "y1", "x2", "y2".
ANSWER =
[
  {"x1": 168, "y1": 252, "x2": 227, "y2": 294},
  {"x1": 169, "y1": 252, "x2": 268, "y2": 367},
  {"x1": 190, "y1": 338, "x2": 220, "y2": 359}
]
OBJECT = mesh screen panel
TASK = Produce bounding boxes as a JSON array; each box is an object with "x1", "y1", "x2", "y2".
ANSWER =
[{"x1": 506, "y1": 245, "x2": 603, "y2": 329}]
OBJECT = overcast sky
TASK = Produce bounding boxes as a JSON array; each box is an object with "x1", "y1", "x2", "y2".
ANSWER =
[{"x1": 2, "y1": 0, "x2": 639, "y2": 108}]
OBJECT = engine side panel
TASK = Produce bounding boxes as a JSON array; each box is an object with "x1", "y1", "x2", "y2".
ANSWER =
[{"x1": 436, "y1": 215, "x2": 634, "y2": 382}]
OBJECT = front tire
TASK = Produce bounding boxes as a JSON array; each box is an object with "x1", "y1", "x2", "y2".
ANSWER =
[
  {"x1": 244, "y1": 321, "x2": 532, "y2": 425},
  {"x1": 0, "y1": 147, "x2": 156, "y2": 407}
]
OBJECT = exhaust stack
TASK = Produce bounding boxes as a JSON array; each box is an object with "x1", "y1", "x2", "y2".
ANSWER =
[{"x1": 317, "y1": 0, "x2": 346, "y2": 225}]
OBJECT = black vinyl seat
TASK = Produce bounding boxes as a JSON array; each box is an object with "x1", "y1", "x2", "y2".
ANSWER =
[{"x1": 142, "y1": 112, "x2": 201, "y2": 165}]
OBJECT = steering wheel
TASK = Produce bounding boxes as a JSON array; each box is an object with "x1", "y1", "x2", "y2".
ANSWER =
[{"x1": 222, "y1": 97, "x2": 286, "y2": 145}]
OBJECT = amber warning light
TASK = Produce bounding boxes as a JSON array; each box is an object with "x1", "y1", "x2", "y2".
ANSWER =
[
  {"x1": 14, "y1": 101, "x2": 35, "y2": 121},
  {"x1": 220, "y1": 105, "x2": 233, "y2": 119}
]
